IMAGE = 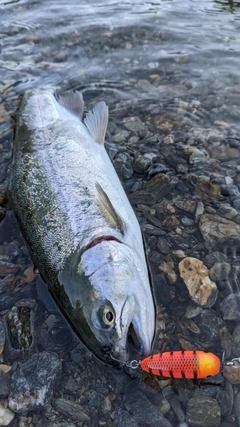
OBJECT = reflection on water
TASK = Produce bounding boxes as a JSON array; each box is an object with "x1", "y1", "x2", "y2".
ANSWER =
[{"x1": 0, "y1": 0, "x2": 240, "y2": 426}]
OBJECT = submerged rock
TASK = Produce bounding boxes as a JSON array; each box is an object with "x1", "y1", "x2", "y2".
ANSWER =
[
  {"x1": 220, "y1": 293, "x2": 240, "y2": 321},
  {"x1": 53, "y1": 398, "x2": 90, "y2": 422},
  {"x1": 0, "y1": 404, "x2": 15, "y2": 426},
  {"x1": 186, "y1": 396, "x2": 221, "y2": 427},
  {"x1": 179, "y1": 257, "x2": 218, "y2": 307},
  {"x1": 8, "y1": 352, "x2": 62, "y2": 413},
  {"x1": 199, "y1": 214, "x2": 240, "y2": 242}
]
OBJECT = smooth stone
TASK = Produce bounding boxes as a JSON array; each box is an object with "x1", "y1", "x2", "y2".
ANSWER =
[
  {"x1": 220, "y1": 184, "x2": 239, "y2": 197},
  {"x1": 175, "y1": 199, "x2": 196, "y2": 213},
  {"x1": 233, "y1": 392, "x2": 240, "y2": 426},
  {"x1": 232, "y1": 323, "x2": 240, "y2": 355},
  {"x1": 54, "y1": 398, "x2": 90, "y2": 422},
  {"x1": 204, "y1": 251, "x2": 228, "y2": 268},
  {"x1": 133, "y1": 156, "x2": 151, "y2": 173},
  {"x1": 158, "y1": 261, "x2": 177, "y2": 284},
  {"x1": 217, "y1": 381, "x2": 233, "y2": 417},
  {"x1": 9, "y1": 352, "x2": 62, "y2": 413},
  {"x1": 0, "y1": 322, "x2": 5, "y2": 356},
  {"x1": 186, "y1": 397, "x2": 221, "y2": 427},
  {"x1": 112, "y1": 130, "x2": 130, "y2": 143},
  {"x1": 179, "y1": 257, "x2": 218, "y2": 307},
  {"x1": 220, "y1": 293, "x2": 240, "y2": 321},
  {"x1": 157, "y1": 237, "x2": 171, "y2": 254},
  {"x1": 113, "y1": 152, "x2": 134, "y2": 180},
  {"x1": 218, "y1": 205, "x2": 238, "y2": 219},
  {"x1": 0, "y1": 404, "x2": 15, "y2": 426},
  {"x1": 184, "y1": 302, "x2": 203, "y2": 319},
  {"x1": 199, "y1": 214, "x2": 240, "y2": 241},
  {"x1": 209, "y1": 262, "x2": 231, "y2": 282},
  {"x1": 124, "y1": 388, "x2": 173, "y2": 427},
  {"x1": 0, "y1": 369, "x2": 11, "y2": 398},
  {"x1": 152, "y1": 274, "x2": 171, "y2": 307},
  {"x1": 223, "y1": 362, "x2": 240, "y2": 384}
]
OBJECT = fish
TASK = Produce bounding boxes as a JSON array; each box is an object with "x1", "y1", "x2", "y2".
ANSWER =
[
  {"x1": 6, "y1": 88, "x2": 155, "y2": 364},
  {"x1": 140, "y1": 350, "x2": 221, "y2": 379}
]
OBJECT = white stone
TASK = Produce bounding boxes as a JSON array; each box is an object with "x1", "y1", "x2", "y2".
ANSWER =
[{"x1": 0, "y1": 404, "x2": 15, "y2": 425}]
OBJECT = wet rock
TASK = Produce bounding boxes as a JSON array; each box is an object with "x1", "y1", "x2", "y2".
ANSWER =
[
  {"x1": 114, "y1": 408, "x2": 140, "y2": 427},
  {"x1": 186, "y1": 396, "x2": 221, "y2": 427},
  {"x1": 157, "y1": 237, "x2": 171, "y2": 254},
  {"x1": 112, "y1": 152, "x2": 133, "y2": 180},
  {"x1": 195, "y1": 201, "x2": 204, "y2": 222},
  {"x1": 199, "y1": 214, "x2": 240, "y2": 242},
  {"x1": 0, "y1": 367, "x2": 11, "y2": 398},
  {"x1": 217, "y1": 381, "x2": 233, "y2": 417},
  {"x1": 210, "y1": 146, "x2": 239, "y2": 161},
  {"x1": 124, "y1": 387, "x2": 173, "y2": 427},
  {"x1": 220, "y1": 326, "x2": 233, "y2": 359},
  {"x1": 169, "y1": 396, "x2": 185, "y2": 422},
  {"x1": 133, "y1": 155, "x2": 151, "y2": 173},
  {"x1": 209, "y1": 262, "x2": 231, "y2": 282},
  {"x1": 223, "y1": 361, "x2": 240, "y2": 384},
  {"x1": 112, "y1": 130, "x2": 131, "y2": 143},
  {"x1": 9, "y1": 352, "x2": 62, "y2": 413},
  {"x1": 179, "y1": 257, "x2": 218, "y2": 307},
  {"x1": 0, "y1": 322, "x2": 5, "y2": 356},
  {"x1": 204, "y1": 251, "x2": 228, "y2": 268},
  {"x1": 152, "y1": 274, "x2": 172, "y2": 307},
  {"x1": 53, "y1": 398, "x2": 90, "y2": 422},
  {"x1": 233, "y1": 391, "x2": 240, "y2": 426},
  {"x1": 158, "y1": 261, "x2": 177, "y2": 284},
  {"x1": 184, "y1": 302, "x2": 203, "y2": 319},
  {"x1": 220, "y1": 184, "x2": 239, "y2": 197},
  {"x1": 0, "y1": 404, "x2": 15, "y2": 425},
  {"x1": 123, "y1": 117, "x2": 145, "y2": 132},
  {"x1": 220, "y1": 293, "x2": 240, "y2": 321},
  {"x1": 0, "y1": 261, "x2": 19, "y2": 276},
  {"x1": 6, "y1": 305, "x2": 33, "y2": 351},
  {"x1": 174, "y1": 200, "x2": 196, "y2": 213},
  {"x1": 195, "y1": 182, "x2": 222, "y2": 204},
  {"x1": 232, "y1": 323, "x2": 240, "y2": 355}
]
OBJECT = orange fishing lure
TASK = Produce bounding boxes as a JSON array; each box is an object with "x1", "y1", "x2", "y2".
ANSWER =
[{"x1": 140, "y1": 350, "x2": 220, "y2": 379}]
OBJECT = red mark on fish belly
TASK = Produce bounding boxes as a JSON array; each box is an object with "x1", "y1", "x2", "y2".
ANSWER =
[{"x1": 86, "y1": 236, "x2": 121, "y2": 250}]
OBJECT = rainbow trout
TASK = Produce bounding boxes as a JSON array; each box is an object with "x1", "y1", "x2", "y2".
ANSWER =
[{"x1": 7, "y1": 88, "x2": 155, "y2": 363}]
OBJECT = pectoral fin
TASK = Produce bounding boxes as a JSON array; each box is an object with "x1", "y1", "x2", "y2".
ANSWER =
[
  {"x1": 96, "y1": 183, "x2": 124, "y2": 234},
  {"x1": 56, "y1": 91, "x2": 84, "y2": 119},
  {"x1": 84, "y1": 102, "x2": 108, "y2": 145}
]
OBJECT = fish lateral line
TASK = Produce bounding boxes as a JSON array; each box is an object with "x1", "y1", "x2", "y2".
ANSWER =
[{"x1": 111, "y1": 350, "x2": 221, "y2": 379}]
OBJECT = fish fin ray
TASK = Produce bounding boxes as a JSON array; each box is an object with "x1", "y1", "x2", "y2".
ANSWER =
[
  {"x1": 84, "y1": 102, "x2": 108, "y2": 145},
  {"x1": 95, "y1": 183, "x2": 124, "y2": 234},
  {"x1": 56, "y1": 91, "x2": 84, "y2": 119}
]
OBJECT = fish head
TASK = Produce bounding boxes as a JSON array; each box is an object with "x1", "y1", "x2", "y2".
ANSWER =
[{"x1": 58, "y1": 240, "x2": 155, "y2": 365}]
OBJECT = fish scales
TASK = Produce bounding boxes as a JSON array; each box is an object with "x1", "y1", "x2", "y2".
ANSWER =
[{"x1": 7, "y1": 88, "x2": 155, "y2": 363}]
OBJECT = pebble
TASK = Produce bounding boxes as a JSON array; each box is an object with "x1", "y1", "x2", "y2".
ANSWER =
[
  {"x1": 0, "y1": 404, "x2": 14, "y2": 426},
  {"x1": 112, "y1": 152, "x2": 134, "y2": 179},
  {"x1": 174, "y1": 199, "x2": 196, "y2": 213},
  {"x1": 9, "y1": 352, "x2": 62, "y2": 413},
  {"x1": 158, "y1": 261, "x2": 177, "y2": 284},
  {"x1": 133, "y1": 155, "x2": 151, "y2": 173},
  {"x1": 179, "y1": 257, "x2": 218, "y2": 307},
  {"x1": 199, "y1": 213, "x2": 240, "y2": 242},
  {"x1": 124, "y1": 388, "x2": 173, "y2": 427},
  {"x1": 186, "y1": 397, "x2": 221, "y2": 427},
  {"x1": 223, "y1": 361, "x2": 240, "y2": 384},
  {"x1": 0, "y1": 322, "x2": 5, "y2": 356},
  {"x1": 53, "y1": 398, "x2": 90, "y2": 422},
  {"x1": 233, "y1": 392, "x2": 240, "y2": 426},
  {"x1": 209, "y1": 262, "x2": 231, "y2": 282},
  {"x1": 0, "y1": 368, "x2": 10, "y2": 398},
  {"x1": 220, "y1": 293, "x2": 240, "y2": 321}
]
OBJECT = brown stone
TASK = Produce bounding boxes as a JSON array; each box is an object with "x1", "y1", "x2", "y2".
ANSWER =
[{"x1": 179, "y1": 257, "x2": 218, "y2": 307}]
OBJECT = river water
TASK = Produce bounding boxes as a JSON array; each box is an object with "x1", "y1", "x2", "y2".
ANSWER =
[{"x1": 1, "y1": 1, "x2": 240, "y2": 426}]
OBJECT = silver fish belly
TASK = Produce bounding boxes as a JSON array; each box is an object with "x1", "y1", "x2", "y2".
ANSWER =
[{"x1": 7, "y1": 88, "x2": 155, "y2": 363}]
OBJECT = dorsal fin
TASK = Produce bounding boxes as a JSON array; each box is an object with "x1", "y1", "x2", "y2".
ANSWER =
[
  {"x1": 95, "y1": 183, "x2": 124, "y2": 235},
  {"x1": 56, "y1": 91, "x2": 84, "y2": 119},
  {"x1": 84, "y1": 102, "x2": 108, "y2": 145}
]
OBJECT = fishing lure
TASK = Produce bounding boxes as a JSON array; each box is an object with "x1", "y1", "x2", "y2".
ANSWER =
[{"x1": 123, "y1": 350, "x2": 221, "y2": 379}]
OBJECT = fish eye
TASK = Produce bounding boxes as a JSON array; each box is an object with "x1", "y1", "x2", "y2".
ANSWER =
[{"x1": 102, "y1": 307, "x2": 115, "y2": 327}]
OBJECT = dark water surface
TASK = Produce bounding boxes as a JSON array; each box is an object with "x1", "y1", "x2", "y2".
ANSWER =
[{"x1": 1, "y1": 1, "x2": 240, "y2": 426}]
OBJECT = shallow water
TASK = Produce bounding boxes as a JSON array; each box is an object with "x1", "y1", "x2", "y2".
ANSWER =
[{"x1": 1, "y1": 0, "x2": 240, "y2": 426}]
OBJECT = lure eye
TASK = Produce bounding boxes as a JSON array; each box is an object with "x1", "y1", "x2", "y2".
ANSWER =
[{"x1": 102, "y1": 307, "x2": 115, "y2": 326}]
